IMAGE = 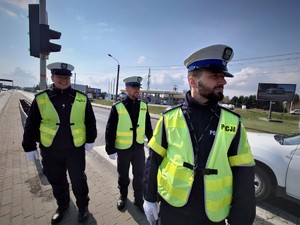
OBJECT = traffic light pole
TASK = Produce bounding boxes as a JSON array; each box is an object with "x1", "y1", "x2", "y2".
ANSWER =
[{"x1": 39, "y1": 0, "x2": 47, "y2": 90}]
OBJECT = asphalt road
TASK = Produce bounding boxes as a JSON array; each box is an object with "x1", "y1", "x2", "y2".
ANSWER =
[{"x1": 0, "y1": 90, "x2": 12, "y2": 115}]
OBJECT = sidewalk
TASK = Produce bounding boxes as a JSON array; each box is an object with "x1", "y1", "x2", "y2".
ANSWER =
[{"x1": 0, "y1": 91, "x2": 149, "y2": 225}]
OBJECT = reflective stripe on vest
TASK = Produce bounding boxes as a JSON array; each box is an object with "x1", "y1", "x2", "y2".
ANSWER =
[
  {"x1": 115, "y1": 101, "x2": 147, "y2": 149},
  {"x1": 36, "y1": 91, "x2": 87, "y2": 147},
  {"x1": 149, "y1": 108, "x2": 253, "y2": 222}
]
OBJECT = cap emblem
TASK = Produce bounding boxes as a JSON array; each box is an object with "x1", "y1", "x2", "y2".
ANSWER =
[
  {"x1": 61, "y1": 63, "x2": 68, "y2": 69},
  {"x1": 222, "y1": 47, "x2": 233, "y2": 61}
]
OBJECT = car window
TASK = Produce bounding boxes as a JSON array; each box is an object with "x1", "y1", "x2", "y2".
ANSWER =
[{"x1": 282, "y1": 134, "x2": 300, "y2": 145}]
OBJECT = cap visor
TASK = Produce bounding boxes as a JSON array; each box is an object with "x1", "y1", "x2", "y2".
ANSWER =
[
  {"x1": 224, "y1": 72, "x2": 234, "y2": 77},
  {"x1": 127, "y1": 84, "x2": 141, "y2": 87},
  {"x1": 208, "y1": 69, "x2": 234, "y2": 78},
  {"x1": 53, "y1": 73, "x2": 72, "y2": 77}
]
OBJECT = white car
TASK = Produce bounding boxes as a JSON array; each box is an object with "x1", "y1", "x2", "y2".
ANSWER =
[
  {"x1": 290, "y1": 109, "x2": 300, "y2": 115},
  {"x1": 247, "y1": 132, "x2": 300, "y2": 204}
]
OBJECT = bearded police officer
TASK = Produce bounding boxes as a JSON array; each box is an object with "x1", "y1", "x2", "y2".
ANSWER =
[
  {"x1": 22, "y1": 62, "x2": 97, "y2": 224},
  {"x1": 143, "y1": 45, "x2": 256, "y2": 225},
  {"x1": 105, "y1": 76, "x2": 153, "y2": 213}
]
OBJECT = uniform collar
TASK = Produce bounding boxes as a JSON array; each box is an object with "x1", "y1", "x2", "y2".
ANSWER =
[
  {"x1": 124, "y1": 96, "x2": 138, "y2": 104},
  {"x1": 185, "y1": 91, "x2": 219, "y2": 110},
  {"x1": 51, "y1": 84, "x2": 72, "y2": 95}
]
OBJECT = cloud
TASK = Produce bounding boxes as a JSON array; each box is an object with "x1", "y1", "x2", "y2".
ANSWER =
[
  {"x1": 0, "y1": 0, "x2": 37, "y2": 10},
  {"x1": 149, "y1": 71, "x2": 188, "y2": 91},
  {"x1": 0, "y1": 6, "x2": 17, "y2": 17},
  {"x1": 226, "y1": 66, "x2": 300, "y2": 98},
  {"x1": 137, "y1": 56, "x2": 145, "y2": 64},
  {"x1": 94, "y1": 22, "x2": 114, "y2": 32},
  {"x1": 1, "y1": 67, "x2": 37, "y2": 88},
  {"x1": 76, "y1": 15, "x2": 84, "y2": 21}
]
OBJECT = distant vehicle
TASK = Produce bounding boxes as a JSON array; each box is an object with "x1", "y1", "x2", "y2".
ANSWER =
[
  {"x1": 290, "y1": 109, "x2": 300, "y2": 115},
  {"x1": 118, "y1": 92, "x2": 127, "y2": 101},
  {"x1": 221, "y1": 104, "x2": 235, "y2": 110},
  {"x1": 247, "y1": 132, "x2": 300, "y2": 204},
  {"x1": 1, "y1": 88, "x2": 8, "y2": 91},
  {"x1": 161, "y1": 100, "x2": 168, "y2": 105}
]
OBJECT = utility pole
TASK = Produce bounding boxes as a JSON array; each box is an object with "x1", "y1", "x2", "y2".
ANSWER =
[
  {"x1": 28, "y1": 0, "x2": 62, "y2": 90},
  {"x1": 112, "y1": 78, "x2": 115, "y2": 100},
  {"x1": 108, "y1": 54, "x2": 120, "y2": 101},
  {"x1": 73, "y1": 72, "x2": 76, "y2": 89},
  {"x1": 147, "y1": 68, "x2": 151, "y2": 90},
  {"x1": 39, "y1": 0, "x2": 47, "y2": 90}
]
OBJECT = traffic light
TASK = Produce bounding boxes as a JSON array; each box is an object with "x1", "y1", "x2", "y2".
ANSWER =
[
  {"x1": 28, "y1": 4, "x2": 40, "y2": 58},
  {"x1": 39, "y1": 24, "x2": 61, "y2": 54}
]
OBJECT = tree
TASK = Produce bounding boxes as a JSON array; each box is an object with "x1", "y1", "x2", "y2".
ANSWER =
[
  {"x1": 238, "y1": 96, "x2": 245, "y2": 108},
  {"x1": 230, "y1": 96, "x2": 239, "y2": 107},
  {"x1": 293, "y1": 93, "x2": 299, "y2": 103},
  {"x1": 222, "y1": 96, "x2": 230, "y2": 103}
]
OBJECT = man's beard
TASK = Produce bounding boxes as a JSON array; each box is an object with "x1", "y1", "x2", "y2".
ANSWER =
[
  {"x1": 196, "y1": 80, "x2": 224, "y2": 102},
  {"x1": 128, "y1": 92, "x2": 140, "y2": 100}
]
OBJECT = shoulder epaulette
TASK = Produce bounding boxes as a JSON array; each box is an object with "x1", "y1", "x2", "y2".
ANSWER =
[
  {"x1": 113, "y1": 100, "x2": 122, "y2": 106},
  {"x1": 140, "y1": 99, "x2": 148, "y2": 104},
  {"x1": 219, "y1": 105, "x2": 241, "y2": 118},
  {"x1": 34, "y1": 89, "x2": 47, "y2": 97},
  {"x1": 163, "y1": 103, "x2": 183, "y2": 114}
]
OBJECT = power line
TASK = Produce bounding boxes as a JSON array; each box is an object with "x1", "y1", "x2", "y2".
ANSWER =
[
  {"x1": 233, "y1": 52, "x2": 300, "y2": 62},
  {"x1": 119, "y1": 52, "x2": 300, "y2": 71}
]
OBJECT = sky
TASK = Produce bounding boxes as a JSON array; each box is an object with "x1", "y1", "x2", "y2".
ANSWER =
[{"x1": 0, "y1": 0, "x2": 299, "y2": 99}]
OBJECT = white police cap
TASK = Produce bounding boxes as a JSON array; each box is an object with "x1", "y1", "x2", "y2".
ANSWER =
[
  {"x1": 123, "y1": 76, "x2": 143, "y2": 87},
  {"x1": 184, "y1": 44, "x2": 234, "y2": 77},
  {"x1": 47, "y1": 62, "x2": 74, "y2": 76}
]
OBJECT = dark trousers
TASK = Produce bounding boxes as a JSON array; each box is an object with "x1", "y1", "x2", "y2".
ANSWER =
[
  {"x1": 117, "y1": 146, "x2": 145, "y2": 201},
  {"x1": 41, "y1": 147, "x2": 89, "y2": 211}
]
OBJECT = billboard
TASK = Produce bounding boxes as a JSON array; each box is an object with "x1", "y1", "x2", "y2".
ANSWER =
[{"x1": 256, "y1": 83, "x2": 296, "y2": 102}]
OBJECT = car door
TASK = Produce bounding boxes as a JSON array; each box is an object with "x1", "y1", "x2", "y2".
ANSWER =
[{"x1": 286, "y1": 145, "x2": 300, "y2": 199}]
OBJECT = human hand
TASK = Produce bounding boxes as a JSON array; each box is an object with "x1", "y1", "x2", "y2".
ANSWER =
[
  {"x1": 143, "y1": 200, "x2": 158, "y2": 224},
  {"x1": 85, "y1": 143, "x2": 94, "y2": 152},
  {"x1": 108, "y1": 153, "x2": 118, "y2": 160},
  {"x1": 25, "y1": 150, "x2": 39, "y2": 161}
]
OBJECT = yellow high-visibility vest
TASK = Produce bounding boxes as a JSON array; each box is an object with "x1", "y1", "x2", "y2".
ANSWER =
[
  {"x1": 148, "y1": 107, "x2": 255, "y2": 222},
  {"x1": 36, "y1": 91, "x2": 87, "y2": 147},
  {"x1": 115, "y1": 101, "x2": 147, "y2": 149}
]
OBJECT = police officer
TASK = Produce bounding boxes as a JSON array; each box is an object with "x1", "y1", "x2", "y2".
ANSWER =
[
  {"x1": 143, "y1": 45, "x2": 256, "y2": 225},
  {"x1": 22, "y1": 62, "x2": 97, "y2": 224},
  {"x1": 105, "y1": 76, "x2": 153, "y2": 213}
]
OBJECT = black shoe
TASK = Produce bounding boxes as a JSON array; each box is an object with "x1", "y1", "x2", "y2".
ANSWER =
[
  {"x1": 134, "y1": 199, "x2": 144, "y2": 214},
  {"x1": 78, "y1": 207, "x2": 89, "y2": 223},
  {"x1": 51, "y1": 205, "x2": 69, "y2": 224},
  {"x1": 117, "y1": 196, "x2": 127, "y2": 210}
]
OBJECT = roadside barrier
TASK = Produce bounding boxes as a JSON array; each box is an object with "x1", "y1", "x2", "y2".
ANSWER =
[{"x1": 19, "y1": 99, "x2": 31, "y2": 128}]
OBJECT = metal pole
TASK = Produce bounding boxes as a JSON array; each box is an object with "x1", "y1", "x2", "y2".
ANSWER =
[
  {"x1": 73, "y1": 73, "x2": 76, "y2": 89},
  {"x1": 112, "y1": 78, "x2": 115, "y2": 100},
  {"x1": 115, "y1": 64, "x2": 120, "y2": 101},
  {"x1": 39, "y1": 0, "x2": 47, "y2": 90},
  {"x1": 268, "y1": 101, "x2": 273, "y2": 120},
  {"x1": 108, "y1": 54, "x2": 120, "y2": 101}
]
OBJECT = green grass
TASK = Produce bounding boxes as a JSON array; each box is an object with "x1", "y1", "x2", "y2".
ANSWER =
[{"x1": 93, "y1": 99, "x2": 300, "y2": 136}]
